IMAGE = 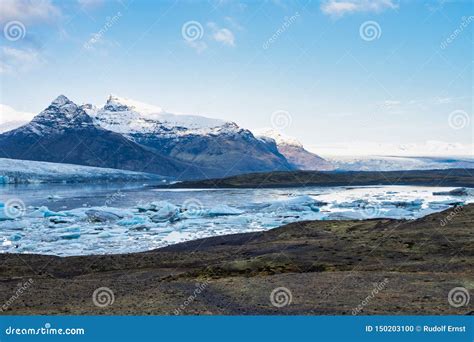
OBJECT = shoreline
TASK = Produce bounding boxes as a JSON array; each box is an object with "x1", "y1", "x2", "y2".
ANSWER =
[
  {"x1": 0, "y1": 204, "x2": 472, "y2": 315},
  {"x1": 161, "y1": 169, "x2": 474, "y2": 189}
]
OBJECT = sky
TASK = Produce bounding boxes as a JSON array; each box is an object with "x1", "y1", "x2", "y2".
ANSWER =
[{"x1": 0, "y1": 0, "x2": 472, "y2": 156}]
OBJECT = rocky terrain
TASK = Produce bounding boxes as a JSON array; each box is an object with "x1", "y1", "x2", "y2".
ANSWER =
[
  {"x1": 168, "y1": 168, "x2": 474, "y2": 188},
  {"x1": 0, "y1": 204, "x2": 472, "y2": 315}
]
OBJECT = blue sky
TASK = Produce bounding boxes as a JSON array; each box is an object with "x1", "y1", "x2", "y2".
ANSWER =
[{"x1": 0, "y1": 0, "x2": 472, "y2": 155}]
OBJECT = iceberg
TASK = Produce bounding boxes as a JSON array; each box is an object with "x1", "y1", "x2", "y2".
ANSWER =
[
  {"x1": 117, "y1": 216, "x2": 149, "y2": 226},
  {"x1": 85, "y1": 209, "x2": 121, "y2": 222},
  {"x1": 206, "y1": 204, "x2": 244, "y2": 217},
  {"x1": 25, "y1": 206, "x2": 67, "y2": 218},
  {"x1": 150, "y1": 202, "x2": 180, "y2": 222},
  {"x1": 264, "y1": 195, "x2": 323, "y2": 213},
  {"x1": 57, "y1": 226, "x2": 81, "y2": 239}
]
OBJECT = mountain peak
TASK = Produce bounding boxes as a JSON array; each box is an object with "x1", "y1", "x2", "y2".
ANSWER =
[
  {"x1": 254, "y1": 128, "x2": 303, "y2": 148},
  {"x1": 51, "y1": 95, "x2": 73, "y2": 107},
  {"x1": 104, "y1": 94, "x2": 164, "y2": 114}
]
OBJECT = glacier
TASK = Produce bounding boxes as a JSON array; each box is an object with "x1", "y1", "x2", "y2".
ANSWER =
[{"x1": 0, "y1": 158, "x2": 169, "y2": 184}]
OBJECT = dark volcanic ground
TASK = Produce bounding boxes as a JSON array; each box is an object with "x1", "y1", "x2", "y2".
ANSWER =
[{"x1": 0, "y1": 205, "x2": 472, "y2": 315}]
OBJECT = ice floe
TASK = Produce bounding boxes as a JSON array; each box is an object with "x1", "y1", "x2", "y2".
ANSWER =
[{"x1": 0, "y1": 185, "x2": 472, "y2": 256}]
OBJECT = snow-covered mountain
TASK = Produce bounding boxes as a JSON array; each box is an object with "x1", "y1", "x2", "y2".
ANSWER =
[
  {"x1": 0, "y1": 95, "x2": 293, "y2": 179},
  {"x1": 0, "y1": 95, "x2": 198, "y2": 178},
  {"x1": 255, "y1": 129, "x2": 334, "y2": 171},
  {"x1": 87, "y1": 94, "x2": 232, "y2": 136},
  {"x1": 85, "y1": 95, "x2": 292, "y2": 176}
]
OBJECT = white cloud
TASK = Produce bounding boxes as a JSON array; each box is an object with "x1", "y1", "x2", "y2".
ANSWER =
[
  {"x1": 78, "y1": 0, "x2": 104, "y2": 9},
  {"x1": 321, "y1": 0, "x2": 398, "y2": 17},
  {"x1": 0, "y1": 104, "x2": 34, "y2": 126},
  {"x1": 213, "y1": 28, "x2": 235, "y2": 46},
  {"x1": 0, "y1": 47, "x2": 44, "y2": 74},
  {"x1": 185, "y1": 40, "x2": 208, "y2": 53},
  {"x1": 0, "y1": 0, "x2": 61, "y2": 24},
  {"x1": 208, "y1": 22, "x2": 235, "y2": 47}
]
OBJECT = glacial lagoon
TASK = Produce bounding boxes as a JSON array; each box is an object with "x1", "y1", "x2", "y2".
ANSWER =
[{"x1": 0, "y1": 183, "x2": 472, "y2": 256}]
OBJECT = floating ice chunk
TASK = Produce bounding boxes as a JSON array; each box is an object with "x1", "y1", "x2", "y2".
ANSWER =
[
  {"x1": 27, "y1": 206, "x2": 67, "y2": 218},
  {"x1": 264, "y1": 195, "x2": 323, "y2": 213},
  {"x1": 326, "y1": 211, "x2": 366, "y2": 220},
  {"x1": 9, "y1": 233, "x2": 22, "y2": 241},
  {"x1": 0, "y1": 220, "x2": 25, "y2": 230},
  {"x1": 57, "y1": 226, "x2": 81, "y2": 239},
  {"x1": 47, "y1": 195, "x2": 62, "y2": 200},
  {"x1": 86, "y1": 209, "x2": 121, "y2": 222},
  {"x1": 0, "y1": 208, "x2": 14, "y2": 221},
  {"x1": 117, "y1": 216, "x2": 149, "y2": 226},
  {"x1": 150, "y1": 202, "x2": 179, "y2": 222},
  {"x1": 336, "y1": 199, "x2": 369, "y2": 208},
  {"x1": 162, "y1": 230, "x2": 193, "y2": 244},
  {"x1": 383, "y1": 208, "x2": 414, "y2": 219},
  {"x1": 137, "y1": 201, "x2": 174, "y2": 212},
  {"x1": 97, "y1": 231, "x2": 113, "y2": 238},
  {"x1": 49, "y1": 217, "x2": 74, "y2": 224},
  {"x1": 206, "y1": 204, "x2": 244, "y2": 217},
  {"x1": 381, "y1": 199, "x2": 423, "y2": 210}
]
